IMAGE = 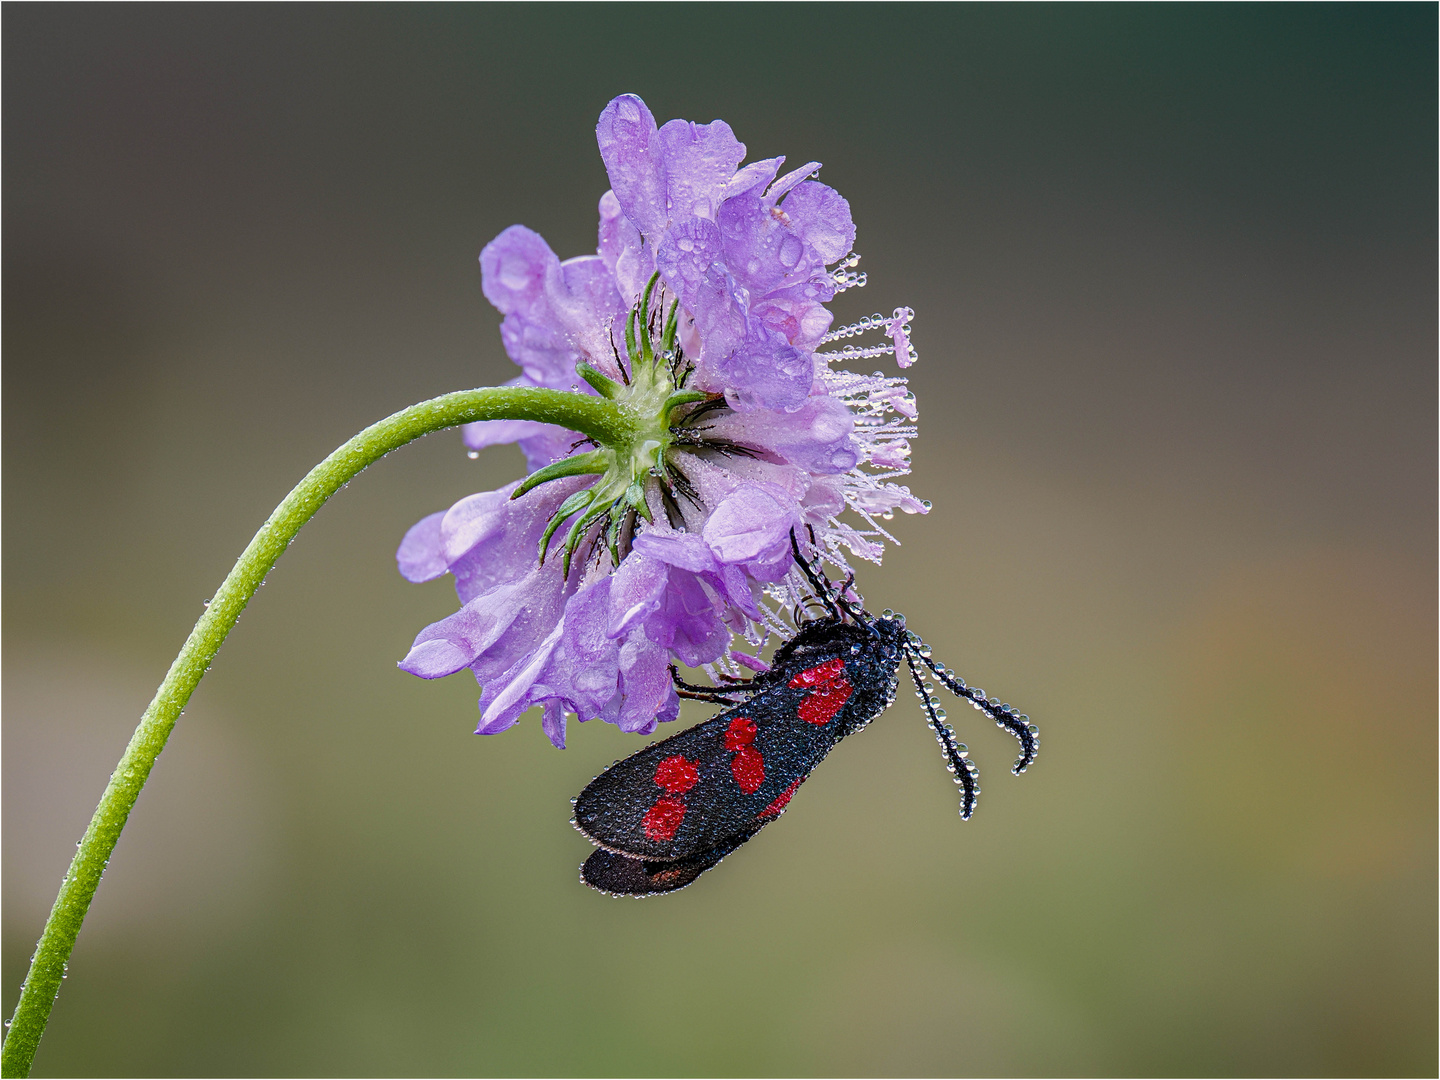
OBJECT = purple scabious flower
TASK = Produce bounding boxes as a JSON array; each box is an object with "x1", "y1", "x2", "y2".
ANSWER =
[{"x1": 398, "y1": 93, "x2": 927, "y2": 748}]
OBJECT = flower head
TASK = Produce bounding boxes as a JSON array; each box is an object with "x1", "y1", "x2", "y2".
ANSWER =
[{"x1": 398, "y1": 94, "x2": 927, "y2": 747}]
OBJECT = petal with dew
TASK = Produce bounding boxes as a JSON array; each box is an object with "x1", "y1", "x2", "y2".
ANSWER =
[
  {"x1": 656, "y1": 117, "x2": 746, "y2": 223},
  {"x1": 396, "y1": 511, "x2": 448, "y2": 583},
  {"x1": 596, "y1": 94, "x2": 667, "y2": 239}
]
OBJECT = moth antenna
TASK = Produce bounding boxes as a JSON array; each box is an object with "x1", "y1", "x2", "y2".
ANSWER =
[
  {"x1": 917, "y1": 649, "x2": 1039, "y2": 774},
  {"x1": 905, "y1": 648, "x2": 979, "y2": 818}
]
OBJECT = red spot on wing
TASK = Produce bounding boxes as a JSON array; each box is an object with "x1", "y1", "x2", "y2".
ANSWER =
[
  {"x1": 642, "y1": 797, "x2": 686, "y2": 841},
  {"x1": 724, "y1": 717, "x2": 757, "y2": 751},
  {"x1": 789, "y1": 658, "x2": 846, "y2": 688},
  {"x1": 758, "y1": 775, "x2": 805, "y2": 820},
  {"x1": 798, "y1": 677, "x2": 853, "y2": 725},
  {"x1": 730, "y1": 746, "x2": 766, "y2": 794},
  {"x1": 654, "y1": 755, "x2": 699, "y2": 794}
]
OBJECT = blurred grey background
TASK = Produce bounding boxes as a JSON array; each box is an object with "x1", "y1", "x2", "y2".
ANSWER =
[{"x1": 4, "y1": 5, "x2": 1434, "y2": 1075}]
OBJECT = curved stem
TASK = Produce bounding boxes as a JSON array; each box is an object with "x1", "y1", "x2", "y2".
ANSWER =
[{"x1": 0, "y1": 386, "x2": 634, "y2": 1078}]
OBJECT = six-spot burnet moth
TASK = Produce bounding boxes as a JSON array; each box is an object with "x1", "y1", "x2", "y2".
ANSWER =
[{"x1": 572, "y1": 531, "x2": 1039, "y2": 896}]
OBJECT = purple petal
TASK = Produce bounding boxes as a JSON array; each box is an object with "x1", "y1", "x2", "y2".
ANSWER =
[
  {"x1": 481, "y1": 228, "x2": 626, "y2": 388},
  {"x1": 541, "y1": 701, "x2": 568, "y2": 749},
  {"x1": 462, "y1": 418, "x2": 561, "y2": 452},
  {"x1": 441, "y1": 477, "x2": 591, "y2": 604},
  {"x1": 608, "y1": 553, "x2": 670, "y2": 636},
  {"x1": 560, "y1": 576, "x2": 621, "y2": 716},
  {"x1": 656, "y1": 117, "x2": 746, "y2": 222},
  {"x1": 765, "y1": 160, "x2": 821, "y2": 204},
  {"x1": 477, "y1": 618, "x2": 566, "y2": 734},
  {"x1": 655, "y1": 216, "x2": 726, "y2": 310},
  {"x1": 702, "y1": 483, "x2": 800, "y2": 571},
  {"x1": 399, "y1": 636, "x2": 475, "y2": 680},
  {"x1": 723, "y1": 156, "x2": 783, "y2": 201},
  {"x1": 480, "y1": 224, "x2": 557, "y2": 321},
  {"x1": 717, "y1": 184, "x2": 793, "y2": 296},
  {"x1": 597, "y1": 189, "x2": 655, "y2": 305},
  {"x1": 631, "y1": 527, "x2": 719, "y2": 575},
  {"x1": 596, "y1": 95, "x2": 667, "y2": 239},
  {"x1": 718, "y1": 323, "x2": 813, "y2": 413},
  {"x1": 730, "y1": 650, "x2": 770, "y2": 673},
  {"x1": 643, "y1": 567, "x2": 730, "y2": 669},
  {"x1": 799, "y1": 475, "x2": 847, "y2": 524},
  {"x1": 515, "y1": 424, "x2": 587, "y2": 472},
  {"x1": 481, "y1": 226, "x2": 574, "y2": 386},
  {"x1": 719, "y1": 563, "x2": 763, "y2": 617},
  {"x1": 778, "y1": 180, "x2": 856, "y2": 266},
  {"x1": 557, "y1": 254, "x2": 628, "y2": 377},
  {"x1": 397, "y1": 511, "x2": 447, "y2": 583},
  {"x1": 602, "y1": 630, "x2": 676, "y2": 734},
  {"x1": 750, "y1": 295, "x2": 834, "y2": 352},
  {"x1": 703, "y1": 396, "x2": 858, "y2": 475},
  {"x1": 691, "y1": 265, "x2": 749, "y2": 375},
  {"x1": 400, "y1": 568, "x2": 545, "y2": 680},
  {"x1": 718, "y1": 177, "x2": 853, "y2": 303},
  {"x1": 686, "y1": 263, "x2": 813, "y2": 411}
]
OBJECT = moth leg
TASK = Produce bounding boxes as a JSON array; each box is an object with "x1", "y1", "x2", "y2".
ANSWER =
[
  {"x1": 918, "y1": 650, "x2": 1039, "y2": 774},
  {"x1": 676, "y1": 689, "x2": 748, "y2": 703},
  {"x1": 669, "y1": 664, "x2": 756, "y2": 703},
  {"x1": 788, "y1": 528, "x2": 868, "y2": 624},
  {"x1": 905, "y1": 648, "x2": 979, "y2": 819}
]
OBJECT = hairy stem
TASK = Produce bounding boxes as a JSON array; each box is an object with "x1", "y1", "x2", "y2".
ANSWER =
[{"x1": 0, "y1": 386, "x2": 634, "y2": 1078}]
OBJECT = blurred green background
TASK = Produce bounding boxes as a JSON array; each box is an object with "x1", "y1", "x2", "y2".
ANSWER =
[{"x1": 4, "y1": 5, "x2": 1434, "y2": 1076}]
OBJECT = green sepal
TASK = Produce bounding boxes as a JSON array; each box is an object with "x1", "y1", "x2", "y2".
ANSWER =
[
  {"x1": 625, "y1": 479, "x2": 653, "y2": 522},
  {"x1": 624, "y1": 304, "x2": 638, "y2": 365},
  {"x1": 605, "y1": 516, "x2": 622, "y2": 568},
  {"x1": 637, "y1": 272, "x2": 660, "y2": 367},
  {"x1": 660, "y1": 297, "x2": 680, "y2": 357},
  {"x1": 660, "y1": 389, "x2": 706, "y2": 420},
  {"x1": 538, "y1": 488, "x2": 596, "y2": 564},
  {"x1": 511, "y1": 449, "x2": 610, "y2": 500},
  {"x1": 576, "y1": 363, "x2": 622, "y2": 400},
  {"x1": 560, "y1": 498, "x2": 614, "y2": 579}
]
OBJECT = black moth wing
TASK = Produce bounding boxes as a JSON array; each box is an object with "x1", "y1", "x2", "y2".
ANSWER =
[
  {"x1": 573, "y1": 617, "x2": 904, "y2": 901},
  {"x1": 580, "y1": 824, "x2": 762, "y2": 896},
  {"x1": 572, "y1": 687, "x2": 838, "y2": 862}
]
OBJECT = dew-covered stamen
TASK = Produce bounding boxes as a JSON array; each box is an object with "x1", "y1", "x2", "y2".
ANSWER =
[
  {"x1": 810, "y1": 315, "x2": 927, "y2": 543},
  {"x1": 917, "y1": 650, "x2": 1039, "y2": 774},
  {"x1": 830, "y1": 251, "x2": 868, "y2": 292},
  {"x1": 905, "y1": 647, "x2": 979, "y2": 818},
  {"x1": 816, "y1": 306, "x2": 917, "y2": 367}
]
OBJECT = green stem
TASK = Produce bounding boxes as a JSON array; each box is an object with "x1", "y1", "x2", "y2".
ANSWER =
[{"x1": 0, "y1": 386, "x2": 635, "y2": 1078}]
